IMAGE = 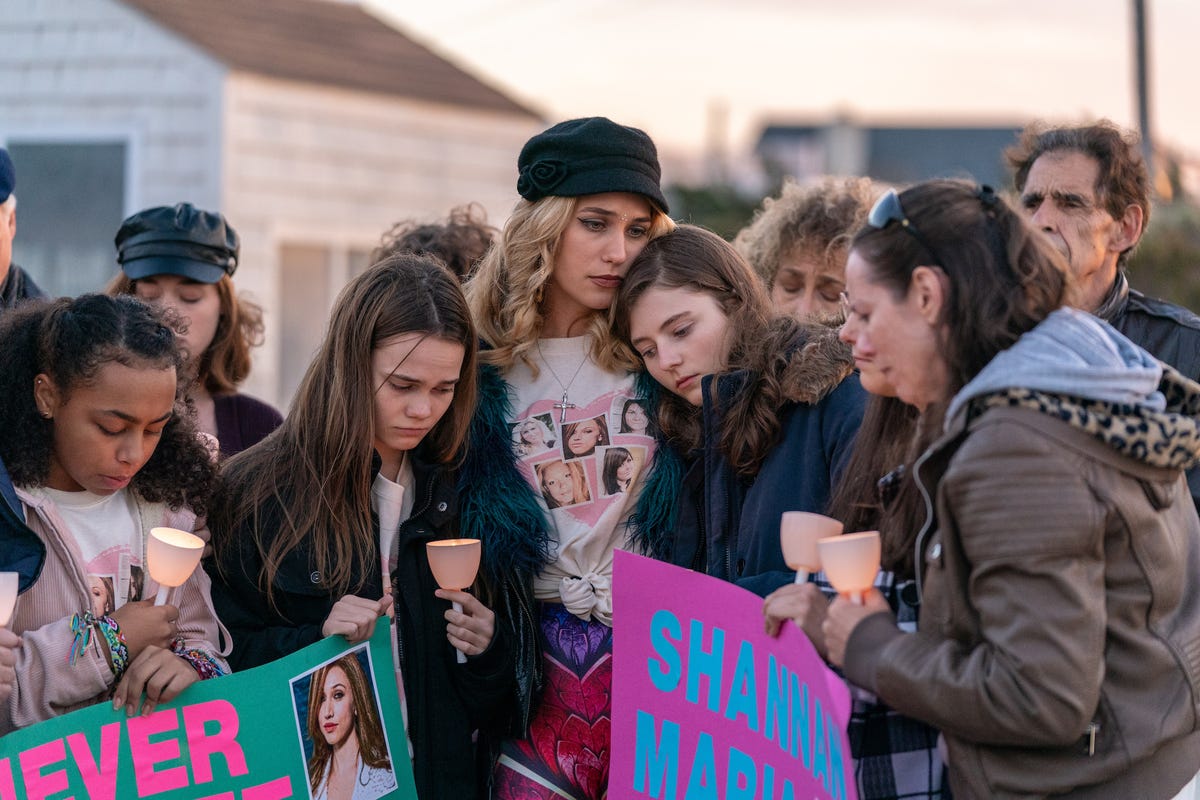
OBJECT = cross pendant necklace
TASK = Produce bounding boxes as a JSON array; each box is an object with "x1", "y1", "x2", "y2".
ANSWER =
[
  {"x1": 537, "y1": 340, "x2": 589, "y2": 424},
  {"x1": 553, "y1": 392, "x2": 576, "y2": 424}
]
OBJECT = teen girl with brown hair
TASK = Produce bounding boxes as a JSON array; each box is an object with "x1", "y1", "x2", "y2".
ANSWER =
[{"x1": 210, "y1": 255, "x2": 515, "y2": 798}]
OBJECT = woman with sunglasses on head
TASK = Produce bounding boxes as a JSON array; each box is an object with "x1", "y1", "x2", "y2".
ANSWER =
[
  {"x1": 209, "y1": 255, "x2": 517, "y2": 799},
  {"x1": 614, "y1": 224, "x2": 867, "y2": 596},
  {"x1": 461, "y1": 117, "x2": 676, "y2": 799},
  {"x1": 824, "y1": 180, "x2": 1200, "y2": 798}
]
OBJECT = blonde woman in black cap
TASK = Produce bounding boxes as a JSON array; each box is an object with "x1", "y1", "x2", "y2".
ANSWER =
[
  {"x1": 460, "y1": 117, "x2": 674, "y2": 799},
  {"x1": 108, "y1": 204, "x2": 282, "y2": 458}
]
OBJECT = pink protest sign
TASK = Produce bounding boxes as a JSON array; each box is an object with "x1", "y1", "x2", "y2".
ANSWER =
[{"x1": 611, "y1": 550, "x2": 857, "y2": 800}]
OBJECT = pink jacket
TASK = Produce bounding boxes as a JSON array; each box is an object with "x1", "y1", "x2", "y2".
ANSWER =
[{"x1": 2, "y1": 489, "x2": 230, "y2": 733}]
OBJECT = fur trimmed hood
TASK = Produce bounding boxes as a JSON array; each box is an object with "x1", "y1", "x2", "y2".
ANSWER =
[
  {"x1": 627, "y1": 316, "x2": 861, "y2": 562},
  {"x1": 775, "y1": 317, "x2": 856, "y2": 406},
  {"x1": 712, "y1": 314, "x2": 856, "y2": 409}
]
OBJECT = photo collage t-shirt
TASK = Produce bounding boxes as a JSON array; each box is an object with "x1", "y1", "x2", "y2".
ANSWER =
[
  {"x1": 505, "y1": 336, "x2": 656, "y2": 625},
  {"x1": 37, "y1": 486, "x2": 143, "y2": 616}
]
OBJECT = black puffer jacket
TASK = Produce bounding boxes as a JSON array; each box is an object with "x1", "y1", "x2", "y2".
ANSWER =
[{"x1": 208, "y1": 454, "x2": 517, "y2": 799}]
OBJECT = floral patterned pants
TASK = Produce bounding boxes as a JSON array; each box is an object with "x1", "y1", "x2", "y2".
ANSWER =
[{"x1": 494, "y1": 603, "x2": 612, "y2": 800}]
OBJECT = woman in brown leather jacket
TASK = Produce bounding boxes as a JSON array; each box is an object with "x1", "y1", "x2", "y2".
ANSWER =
[{"x1": 826, "y1": 179, "x2": 1200, "y2": 799}]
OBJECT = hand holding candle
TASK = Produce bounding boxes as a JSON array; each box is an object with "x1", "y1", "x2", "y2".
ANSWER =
[
  {"x1": 817, "y1": 531, "x2": 881, "y2": 604},
  {"x1": 146, "y1": 527, "x2": 205, "y2": 606},
  {"x1": 426, "y1": 539, "x2": 482, "y2": 664},
  {"x1": 780, "y1": 512, "x2": 843, "y2": 583}
]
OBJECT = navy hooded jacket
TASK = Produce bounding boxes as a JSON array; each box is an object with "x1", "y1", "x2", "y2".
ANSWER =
[{"x1": 646, "y1": 319, "x2": 867, "y2": 597}]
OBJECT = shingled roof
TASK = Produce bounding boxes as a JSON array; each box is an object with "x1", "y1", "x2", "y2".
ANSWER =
[{"x1": 120, "y1": 0, "x2": 539, "y2": 117}]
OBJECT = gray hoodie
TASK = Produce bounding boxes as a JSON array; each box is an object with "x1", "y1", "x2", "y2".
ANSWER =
[{"x1": 946, "y1": 306, "x2": 1165, "y2": 426}]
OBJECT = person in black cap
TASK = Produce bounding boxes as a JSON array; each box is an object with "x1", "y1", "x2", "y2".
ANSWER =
[
  {"x1": 460, "y1": 118, "x2": 675, "y2": 799},
  {"x1": 107, "y1": 203, "x2": 281, "y2": 458},
  {"x1": 0, "y1": 147, "x2": 47, "y2": 313}
]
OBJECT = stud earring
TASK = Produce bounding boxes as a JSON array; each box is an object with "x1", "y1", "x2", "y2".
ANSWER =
[{"x1": 535, "y1": 284, "x2": 545, "y2": 305}]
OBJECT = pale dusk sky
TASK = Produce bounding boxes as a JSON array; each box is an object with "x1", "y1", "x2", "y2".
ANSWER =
[{"x1": 368, "y1": 0, "x2": 1200, "y2": 168}]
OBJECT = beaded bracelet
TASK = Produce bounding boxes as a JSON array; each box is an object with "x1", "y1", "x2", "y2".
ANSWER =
[
  {"x1": 96, "y1": 615, "x2": 129, "y2": 681},
  {"x1": 67, "y1": 612, "x2": 129, "y2": 682},
  {"x1": 173, "y1": 644, "x2": 227, "y2": 680}
]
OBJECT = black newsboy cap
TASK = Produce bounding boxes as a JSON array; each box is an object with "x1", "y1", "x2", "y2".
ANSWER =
[
  {"x1": 116, "y1": 203, "x2": 239, "y2": 283},
  {"x1": 517, "y1": 117, "x2": 668, "y2": 213}
]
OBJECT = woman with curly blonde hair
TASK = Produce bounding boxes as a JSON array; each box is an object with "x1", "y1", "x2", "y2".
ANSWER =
[
  {"x1": 735, "y1": 176, "x2": 880, "y2": 319},
  {"x1": 460, "y1": 117, "x2": 674, "y2": 799}
]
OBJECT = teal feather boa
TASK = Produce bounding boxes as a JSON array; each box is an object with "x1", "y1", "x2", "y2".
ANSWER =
[
  {"x1": 624, "y1": 371, "x2": 683, "y2": 560},
  {"x1": 457, "y1": 363, "x2": 553, "y2": 586}
]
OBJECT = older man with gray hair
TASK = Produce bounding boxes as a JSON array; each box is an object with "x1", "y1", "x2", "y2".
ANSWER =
[
  {"x1": 0, "y1": 147, "x2": 46, "y2": 312},
  {"x1": 1009, "y1": 120, "x2": 1200, "y2": 510}
]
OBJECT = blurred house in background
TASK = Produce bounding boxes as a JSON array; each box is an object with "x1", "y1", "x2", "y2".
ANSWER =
[
  {"x1": 754, "y1": 117, "x2": 1023, "y2": 189},
  {"x1": 0, "y1": 0, "x2": 540, "y2": 406}
]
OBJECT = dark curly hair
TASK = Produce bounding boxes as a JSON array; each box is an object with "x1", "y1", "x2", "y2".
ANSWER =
[
  {"x1": 371, "y1": 203, "x2": 498, "y2": 281},
  {"x1": 0, "y1": 294, "x2": 217, "y2": 516}
]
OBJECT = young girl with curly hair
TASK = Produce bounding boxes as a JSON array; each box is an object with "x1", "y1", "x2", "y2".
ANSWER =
[{"x1": 0, "y1": 293, "x2": 227, "y2": 733}]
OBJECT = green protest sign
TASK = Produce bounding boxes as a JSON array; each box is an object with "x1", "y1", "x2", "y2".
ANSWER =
[{"x1": 0, "y1": 624, "x2": 417, "y2": 800}]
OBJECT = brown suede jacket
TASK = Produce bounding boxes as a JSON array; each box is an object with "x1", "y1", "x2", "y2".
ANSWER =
[{"x1": 844, "y1": 403, "x2": 1200, "y2": 799}]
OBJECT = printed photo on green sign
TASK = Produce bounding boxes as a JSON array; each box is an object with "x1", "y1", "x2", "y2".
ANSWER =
[
  {"x1": 0, "y1": 624, "x2": 417, "y2": 800},
  {"x1": 290, "y1": 645, "x2": 399, "y2": 800}
]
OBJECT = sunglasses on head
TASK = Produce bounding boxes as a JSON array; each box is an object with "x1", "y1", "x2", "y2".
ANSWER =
[{"x1": 867, "y1": 189, "x2": 944, "y2": 266}]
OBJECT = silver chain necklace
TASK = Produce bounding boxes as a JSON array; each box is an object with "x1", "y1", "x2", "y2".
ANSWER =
[{"x1": 537, "y1": 340, "x2": 589, "y2": 423}]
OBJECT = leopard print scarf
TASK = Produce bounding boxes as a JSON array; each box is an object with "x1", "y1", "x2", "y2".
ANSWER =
[{"x1": 969, "y1": 365, "x2": 1200, "y2": 471}]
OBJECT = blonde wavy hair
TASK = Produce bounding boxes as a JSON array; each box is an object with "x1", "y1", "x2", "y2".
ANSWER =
[{"x1": 465, "y1": 195, "x2": 675, "y2": 376}]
